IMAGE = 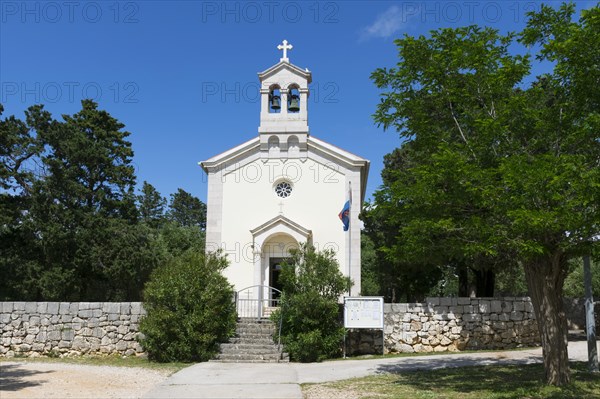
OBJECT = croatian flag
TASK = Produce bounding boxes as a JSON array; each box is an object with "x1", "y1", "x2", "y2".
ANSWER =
[{"x1": 338, "y1": 200, "x2": 350, "y2": 231}]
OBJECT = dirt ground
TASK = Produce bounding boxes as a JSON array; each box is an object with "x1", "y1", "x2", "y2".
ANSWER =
[{"x1": 0, "y1": 361, "x2": 171, "y2": 399}]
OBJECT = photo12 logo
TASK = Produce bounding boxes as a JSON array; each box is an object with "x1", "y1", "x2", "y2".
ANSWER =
[
  {"x1": 206, "y1": 241, "x2": 340, "y2": 263},
  {"x1": 200, "y1": 81, "x2": 339, "y2": 105},
  {"x1": 1, "y1": 1, "x2": 140, "y2": 24},
  {"x1": 0, "y1": 81, "x2": 140, "y2": 104},
  {"x1": 200, "y1": 1, "x2": 339, "y2": 24}
]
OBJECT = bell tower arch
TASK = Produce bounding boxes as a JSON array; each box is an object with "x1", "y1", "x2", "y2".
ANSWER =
[{"x1": 258, "y1": 40, "x2": 311, "y2": 157}]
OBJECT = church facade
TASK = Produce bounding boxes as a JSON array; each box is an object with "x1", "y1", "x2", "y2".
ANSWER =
[{"x1": 200, "y1": 41, "x2": 369, "y2": 308}]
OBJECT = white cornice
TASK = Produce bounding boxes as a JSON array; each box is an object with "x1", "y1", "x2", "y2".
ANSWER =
[{"x1": 258, "y1": 61, "x2": 312, "y2": 84}]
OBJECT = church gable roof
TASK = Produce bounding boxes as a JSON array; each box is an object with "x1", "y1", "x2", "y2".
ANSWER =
[
  {"x1": 258, "y1": 61, "x2": 312, "y2": 84},
  {"x1": 250, "y1": 214, "x2": 312, "y2": 239}
]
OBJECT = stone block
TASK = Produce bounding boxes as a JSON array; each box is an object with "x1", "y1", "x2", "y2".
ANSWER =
[
  {"x1": 37, "y1": 303, "x2": 48, "y2": 314},
  {"x1": 61, "y1": 329, "x2": 74, "y2": 341},
  {"x1": 440, "y1": 297, "x2": 452, "y2": 306},
  {"x1": 25, "y1": 302, "x2": 37, "y2": 313},
  {"x1": 0, "y1": 314, "x2": 10, "y2": 324},
  {"x1": 479, "y1": 301, "x2": 490, "y2": 313},
  {"x1": 79, "y1": 302, "x2": 91, "y2": 310},
  {"x1": 491, "y1": 301, "x2": 502, "y2": 313},
  {"x1": 510, "y1": 311, "x2": 524, "y2": 321},
  {"x1": 449, "y1": 306, "x2": 463, "y2": 314},
  {"x1": 69, "y1": 303, "x2": 79, "y2": 314},
  {"x1": 78, "y1": 310, "x2": 93, "y2": 318},
  {"x1": 401, "y1": 332, "x2": 419, "y2": 344},
  {"x1": 59, "y1": 303, "x2": 70, "y2": 315},
  {"x1": 457, "y1": 297, "x2": 472, "y2": 305},
  {"x1": 47, "y1": 302, "x2": 59, "y2": 314},
  {"x1": 407, "y1": 304, "x2": 423, "y2": 313},
  {"x1": 131, "y1": 303, "x2": 142, "y2": 315},
  {"x1": 463, "y1": 314, "x2": 481, "y2": 322},
  {"x1": 398, "y1": 343, "x2": 414, "y2": 353},
  {"x1": 13, "y1": 302, "x2": 25, "y2": 311},
  {"x1": 513, "y1": 301, "x2": 525, "y2": 312},
  {"x1": 121, "y1": 304, "x2": 131, "y2": 315},
  {"x1": 103, "y1": 303, "x2": 120, "y2": 314},
  {"x1": 72, "y1": 337, "x2": 90, "y2": 352},
  {"x1": 425, "y1": 297, "x2": 440, "y2": 306},
  {"x1": 2, "y1": 302, "x2": 14, "y2": 313}
]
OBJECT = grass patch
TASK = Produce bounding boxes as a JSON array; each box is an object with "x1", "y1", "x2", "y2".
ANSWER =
[
  {"x1": 304, "y1": 362, "x2": 600, "y2": 399},
  {"x1": 0, "y1": 355, "x2": 189, "y2": 375}
]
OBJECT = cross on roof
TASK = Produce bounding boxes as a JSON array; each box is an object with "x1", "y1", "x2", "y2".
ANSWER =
[{"x1": 277, "y1": 40, "x2": 293, "y2": 62}]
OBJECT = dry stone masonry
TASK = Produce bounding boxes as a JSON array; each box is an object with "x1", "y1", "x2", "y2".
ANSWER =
[
  {"x1": 1, "y1": 298, "x2": 592, "y2": 358},
  {"x1": 0, "y1": 302, "x2": 145, "y2": 358},
  {"x1": 348, "y1": 297, "x2": 540, "y2": 355}
]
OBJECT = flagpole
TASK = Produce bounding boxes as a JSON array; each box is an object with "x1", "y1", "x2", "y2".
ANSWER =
[{"x1": 348, "y1": 181, "x2": 352, "y2": 296}]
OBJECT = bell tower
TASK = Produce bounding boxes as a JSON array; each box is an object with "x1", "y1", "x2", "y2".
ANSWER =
[{"x1": 258, "y1": 40, "x2": 311, "y2": 157}]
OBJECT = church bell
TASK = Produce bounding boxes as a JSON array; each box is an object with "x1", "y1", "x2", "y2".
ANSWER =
[
  {"x1": 288, "y1": 94, "x2": 300, "y2": 112},
  {"x1": 269, "y1": 93, "x2": 281, "y2": 110}
]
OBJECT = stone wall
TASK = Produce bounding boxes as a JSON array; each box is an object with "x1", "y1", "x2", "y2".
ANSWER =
[
  {"x1": 0, "y1": 302, "x2": 145, "y2": 358},
  {"x1": 348, "y1": 297, "x2": 540, "y2": 355}
]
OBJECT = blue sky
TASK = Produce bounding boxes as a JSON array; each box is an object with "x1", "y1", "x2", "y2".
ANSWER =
[{"x1": 1, "y1": 1, "x2": 596, "y2": 203}]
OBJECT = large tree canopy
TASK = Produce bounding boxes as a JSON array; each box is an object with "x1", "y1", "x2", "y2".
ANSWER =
[
  {"x1": 0, "y1": 101, "x2": 207, "y2": 301},
  {"x1": 368, "y1": 3, "x2": 600, "y2": 386}
]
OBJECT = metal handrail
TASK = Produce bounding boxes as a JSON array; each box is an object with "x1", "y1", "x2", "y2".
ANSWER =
[{"x1": 236, "y1": 285, "x2": 284, "y2": 355}]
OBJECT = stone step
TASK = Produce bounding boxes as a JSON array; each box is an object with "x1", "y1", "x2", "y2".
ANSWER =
[
  {"x1": 219, "y1": 347, "x2": 282, "y2": 356},
  {"x1": 227, "y1": 337, "x2": 277, "y2": 345},
  {"x1": 214, "y1": 353, "x2": 288, "y2": 362},
  {"x1": 212, "y1": 358, "x2": 289, "y2": 363},
  {"x1": 236, "y1": 323, "x2": 276, "y2": 330},
  {"x1": 235, "y1": 330, "x2": 276, "y2": 337},
  {"x1": 221, "y1": 342, "x2": 277, "y2": 351},
  {"x1": 215, "y1": 319, "x2": 286, "y2": 363}
]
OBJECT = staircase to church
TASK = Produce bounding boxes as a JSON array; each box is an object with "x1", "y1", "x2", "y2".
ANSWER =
[{"x1": 213, "y1": 319, "x2": 289, "y2": 363}]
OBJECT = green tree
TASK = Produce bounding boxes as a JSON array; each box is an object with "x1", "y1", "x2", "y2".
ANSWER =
[
  {"x1": 564, "y1": 259, "x2": 600, "y2": 298},
  {"x1": 272, "y1": 243, "x2": 350, "y2": 362},
  {"x1": 139, "y1": 251, "x2": 236, "y2": 362},
  {"x1": 370, "y1": 3, "x2": 600, "y2": 385},
  {"x1": 167, "y1": 188, "x2": 206, "y2": 229},
  {"x1": 0, "y1": 101, "x2": 162, "y2": 301},
  {"x1": 138, "y1": 181, "x2": 166, "y2": 227}
]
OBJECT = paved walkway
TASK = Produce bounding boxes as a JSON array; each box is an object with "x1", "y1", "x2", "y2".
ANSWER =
[{"x1": 143, "y1": 340, "x2": 598, "y2": 399}]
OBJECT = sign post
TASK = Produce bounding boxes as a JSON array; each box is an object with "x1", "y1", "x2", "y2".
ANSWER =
[{"x1": 343, "y1": 297, "x2": 385, "y2": 357}]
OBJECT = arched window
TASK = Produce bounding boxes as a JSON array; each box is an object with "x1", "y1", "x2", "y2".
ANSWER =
[
  {"x1": 287, "y1": 85, "x2": 300, "y2": 113},
  {"x1": 269, "y1": 86, "x2": 281, "y2": 114}
]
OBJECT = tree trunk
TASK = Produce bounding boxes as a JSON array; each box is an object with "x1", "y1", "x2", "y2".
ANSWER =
[
  {"x1": 473, "y1": 269, "x2": 495, "y2": 297},
  {"x1": 457, "y1": 264, "x2": 469, "y2": 297},
  {"x1": 523, "y1": 253, "x2": 570, "y2": 386}
]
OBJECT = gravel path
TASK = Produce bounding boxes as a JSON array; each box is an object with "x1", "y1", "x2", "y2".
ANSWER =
[{"x1": 1, "y1": 361, "x2": 171, "y2": 399}]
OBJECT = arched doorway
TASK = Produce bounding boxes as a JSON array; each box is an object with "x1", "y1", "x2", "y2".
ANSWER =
[{"x1": 263, "y1": 233, "x2": 298, "y2": 303}]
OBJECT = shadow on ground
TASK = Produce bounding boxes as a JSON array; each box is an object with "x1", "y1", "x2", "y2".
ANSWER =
[
  {"x1": 377, "y1": 361, "x2": 600, "y2": 399},
  {"x1": 375, "y1": 354, "x2": 543, "y2": 374},
  {"x1": 0, "y1": 363, "x2": 53, "y2": 392}
]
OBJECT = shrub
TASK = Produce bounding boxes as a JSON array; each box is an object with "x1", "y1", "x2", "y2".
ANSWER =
[
  {"x1": 139, "y1": 251, "x2": 236, "y2": 362},
  {"x1": 272, "y1": 243, "x2": 350, "y2": 362}
]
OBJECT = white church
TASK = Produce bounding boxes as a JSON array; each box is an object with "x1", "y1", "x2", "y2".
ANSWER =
[{"x1": 200, "y1": 41, "x2": 369, "y2": 315}]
